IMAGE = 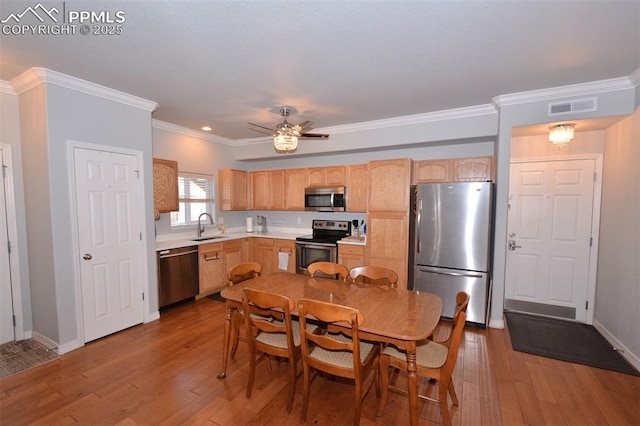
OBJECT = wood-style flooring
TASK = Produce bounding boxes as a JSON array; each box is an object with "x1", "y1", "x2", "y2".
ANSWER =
[{"x1": 1, "y1": 297, "x2": 638, "y2": 425}]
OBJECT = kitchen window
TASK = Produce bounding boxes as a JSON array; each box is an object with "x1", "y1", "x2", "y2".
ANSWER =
[{"x1": 170, "y1": 173, "x2": 216, "y2": 227}]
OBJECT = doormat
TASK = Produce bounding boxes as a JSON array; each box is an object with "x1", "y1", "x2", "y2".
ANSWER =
[
  {"x1": 206, "y1": 291, "x2": 226, "y2": 303},
  {"x1": 505, "y1": 312, "x2": 639, "y2": 376},
  {"x1": 0, "y1": 338, "x2": 59, "y2": 379}
]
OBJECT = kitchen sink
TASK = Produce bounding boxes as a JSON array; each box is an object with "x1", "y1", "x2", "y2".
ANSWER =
[{"x1": 191, "y1": 236, "x2": 226, "y2": 241}]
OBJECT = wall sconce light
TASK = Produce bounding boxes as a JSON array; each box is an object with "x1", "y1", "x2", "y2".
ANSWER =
[{"x1": 548, "y1": 123, "x2": 575, "y2": 147}]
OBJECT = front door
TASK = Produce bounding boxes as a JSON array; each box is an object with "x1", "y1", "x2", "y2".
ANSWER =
[
  {"x1": 505, "y1": 158, "x2": 598, "y2": 323},
  {"x1": 74, "y1": 147, "x2": 144, "y2": 342}
]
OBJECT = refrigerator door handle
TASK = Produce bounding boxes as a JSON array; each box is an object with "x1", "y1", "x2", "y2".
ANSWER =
[
  {"x1": 417, "y1": 267, "x2": 483, "y2": 279},
  {"x1": 417, "y1": 198, "x2": 422, "y2": 253}
]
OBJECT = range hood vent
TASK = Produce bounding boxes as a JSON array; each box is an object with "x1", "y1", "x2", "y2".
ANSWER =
[{"x1": 548, "y1": 97, "x2": 597, "y2": 116}]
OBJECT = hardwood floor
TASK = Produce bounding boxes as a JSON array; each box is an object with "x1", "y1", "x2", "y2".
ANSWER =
[{"x1": 1, "y1": 297, "x2": 638, "y2": 425}]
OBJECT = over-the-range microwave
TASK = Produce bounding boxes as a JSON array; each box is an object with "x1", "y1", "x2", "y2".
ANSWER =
[{"x1": 304, "y1": 186, "x2": 346, "y2": 212}]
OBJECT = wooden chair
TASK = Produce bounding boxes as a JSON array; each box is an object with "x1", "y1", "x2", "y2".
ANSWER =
[
  {"x1": 376, "y1": 292, "x2": 470, "y2": 426},
  {"x1": 349, "y1": 266, "x2": 398, "y2": 288},
  {"x1": 227, "y1": 262, "x2": 262, "y2": 358},
  {"x1": 307, "y1": 261, "x2": 349, "y2": 281},
  {"x1": 298, "y1": 298, "x2": 380, "y2": 425},
  {"x1": 242, "y1": 288, "x2": 314, "y2": 413}
]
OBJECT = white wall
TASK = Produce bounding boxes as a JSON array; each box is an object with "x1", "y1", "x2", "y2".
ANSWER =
[{"x1": 596, "y1": 109, "x2": 640, "y2": 359}]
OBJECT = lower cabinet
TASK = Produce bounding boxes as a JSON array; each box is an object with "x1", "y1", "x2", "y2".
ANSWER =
[
  {"x1": 366, "y1": 211, "x2": 409, "y2": 289},
  {"x1": 198, "y1": 242, "x2": 225, "y2": 294},
  {"x1": 337, "y1": 243, "x2": 365, "y2": 271},
  {"x1": 251, "y1": 238, "x2": 275, "y2": 275}
]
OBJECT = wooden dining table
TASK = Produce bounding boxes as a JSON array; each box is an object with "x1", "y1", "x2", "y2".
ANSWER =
[{"x1": 217, "y1": 271, "x2": 442, "y2": 426}]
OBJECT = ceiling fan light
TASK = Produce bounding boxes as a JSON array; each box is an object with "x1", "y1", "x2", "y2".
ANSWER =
[
  {"x1": 274, "y1": 133, "x2": 298, "y2": 152},
  {"x1": 548, "y1": 123, "x2": 575, "y2": 147}
]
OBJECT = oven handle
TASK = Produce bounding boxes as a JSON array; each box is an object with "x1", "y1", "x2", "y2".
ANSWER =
[{"x1": 295, "y1": 241, "x2": 337, "y2": 249}]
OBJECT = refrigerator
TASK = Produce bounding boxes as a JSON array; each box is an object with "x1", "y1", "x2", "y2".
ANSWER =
[{"x1": 409, "y1": 182, "x2": 494, "y2": 326}]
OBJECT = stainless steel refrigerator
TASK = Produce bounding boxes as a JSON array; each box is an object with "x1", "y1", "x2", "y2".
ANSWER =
[{"x1": 409, "y1": 182, "x2": 494, "y2": 325}]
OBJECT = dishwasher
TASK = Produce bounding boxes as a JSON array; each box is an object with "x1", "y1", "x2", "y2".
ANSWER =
[{"x1": 157, "y1": 245, "x2": 199, "y2": 309}]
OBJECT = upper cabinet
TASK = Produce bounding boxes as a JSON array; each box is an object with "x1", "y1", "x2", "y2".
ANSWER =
[
  {"x1": 153, "y1": 158, "x2": 179, "y2": 212},
  {"x1": 307, "y1": 166, "x2": 346, "y2": 187},
  {"x1": 218, "y1": 169, "x2": 248, "y2": 211},
  {"x1": 367, "y1": 158, "x2": 412, "y2": 212},
  {"x1": 453, "y1": 157, "x2": 494, "y2": 182},
  {"x1": 250, "y1": 171, "x2": 270, "y2": 210},
  {"x1": 413, "y1": 156, "x2": 494, "y2": 183},
  {"x1": 285, "y1": 168, "x2": 307, "y2": 210},
  {"x1": 346, "y1": 164, "x2": 368, "y2": 212}
]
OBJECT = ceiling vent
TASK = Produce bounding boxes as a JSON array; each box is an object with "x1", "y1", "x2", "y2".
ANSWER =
[{"x1": 548, "y1": 97, "x2": 597, "y2": 116}]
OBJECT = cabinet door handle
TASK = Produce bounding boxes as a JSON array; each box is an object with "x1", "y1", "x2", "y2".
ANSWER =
[
  {"x1": 204, "y1": 253, "x2": 220, "y2": 261},
  {"x1": 278, "y1": 248, "x2": 293, "y2": 254}
]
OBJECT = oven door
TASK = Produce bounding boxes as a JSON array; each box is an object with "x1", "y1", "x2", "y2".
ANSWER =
[{"x1": 295, "y1": 241, "x2": 337, "y2": 275}]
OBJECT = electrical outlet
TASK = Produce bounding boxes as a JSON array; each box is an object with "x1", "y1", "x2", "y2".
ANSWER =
[{"x1": 297, "y1": 216, "x2": 302, "y2": 225}]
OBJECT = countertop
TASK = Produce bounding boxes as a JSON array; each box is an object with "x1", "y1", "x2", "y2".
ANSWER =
[{"x1": 155, "y1": 227, "x2": 366, "y2": 251}]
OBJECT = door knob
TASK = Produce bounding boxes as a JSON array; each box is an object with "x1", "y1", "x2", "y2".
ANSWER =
[
  {"x1": 83, "y1": 253, "x2": 93, "y2": 260},
  {"x1": 508, "y1": 240, "x2": 521, "y2": 251}
]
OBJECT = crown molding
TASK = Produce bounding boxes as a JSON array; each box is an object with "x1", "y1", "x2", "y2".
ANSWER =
[
  {"x1": 492, "y1": 76, "x2": 634, "y2": 107},
  {"x1": 0, "y1": 80, "x2": 16, "y2": 95},
  {"x1": 152, "y1": 119, "x2": 235, "y2": 145},
  {"x1": 10, "y1": 67, "x2": 158, "y2": 112},
  {"x1": 629, "y1": 67, "x2": 640, "y2": 88}
]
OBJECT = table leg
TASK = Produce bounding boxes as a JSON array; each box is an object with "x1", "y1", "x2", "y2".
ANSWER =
[
  {"x1": 405, "y1": 342, "x2": 419, "y2": 426},
  {"x1": 216, "y1": 302, "x2": 233, "y2": 379}
]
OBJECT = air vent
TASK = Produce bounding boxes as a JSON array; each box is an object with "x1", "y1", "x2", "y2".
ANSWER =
[{"x1": 548, "y1": 97, "x2": 597, "y2": 116}]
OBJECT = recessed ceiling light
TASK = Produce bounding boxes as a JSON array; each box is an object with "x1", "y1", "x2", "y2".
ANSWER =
[{"x1": 201, "y1": 126, "x2": 212, "y2": 132}]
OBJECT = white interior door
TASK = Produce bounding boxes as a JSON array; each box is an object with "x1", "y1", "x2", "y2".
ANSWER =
[
  {"x1": 74, "y1": 147, "x2": 143, "y2": 342},
  {"x1": 0, "y1": 149, "x2": 14, "y2": 344},
  {"x1": 505, "y1": 159, "x2": 596, "y2": 323}
]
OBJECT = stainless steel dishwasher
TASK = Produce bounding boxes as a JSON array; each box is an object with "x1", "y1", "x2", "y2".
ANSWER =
[{"x1": 157, "y1": 245, "x2": 199, "y2": 309}]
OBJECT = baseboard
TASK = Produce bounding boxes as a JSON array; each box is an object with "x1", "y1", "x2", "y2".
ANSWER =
[
  {"x1": 593, "y1": 319, "x2": 640, "y2": 372},
  {"x1": 489, "y1": 317, "x2": 505, "y2": 329},
  {"x1": 147, "y1": 310, "x2": 160, "y2": 323},
  {"x1": 31, "y1": 331, "x2": 59, "y2": 353}
]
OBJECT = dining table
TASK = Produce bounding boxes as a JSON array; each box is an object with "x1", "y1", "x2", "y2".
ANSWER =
[{"x1": 217, "y1": 271, "x2": 442, "y2": 426}]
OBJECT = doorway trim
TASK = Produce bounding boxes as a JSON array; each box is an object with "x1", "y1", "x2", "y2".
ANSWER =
[
  {"x1": 66, "y1": 140, "x2": 150, "y2": 352},
  {"x1": 508, "y1": 153, "x2": 603, "y2": 324},
  {"x1": 0, "y1": 144, "x2": 24, "y2": 341}
]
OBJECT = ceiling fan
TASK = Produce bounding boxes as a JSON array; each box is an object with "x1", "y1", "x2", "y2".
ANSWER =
[{"x1": 249, "y1": 107, "x2": 329, "y2": 153}]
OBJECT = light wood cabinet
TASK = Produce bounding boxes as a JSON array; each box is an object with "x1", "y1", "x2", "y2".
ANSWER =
[
  {"x1": 346, "y1": 164, "x2": 368, "y2": 212},
  {"x1": 453, "y1": 157, "x2": 494, "y2": 181},
  {"x1": 269, "y1": 169, "x2": 286, "y2": 210},
  {"x1": 250, "y1": 171, "x2": 270, "y2": 210},
  {"x1": 307, "y1": 166, "x2": 346, "y2": 187},
  {"x1": 413, "y1": 156, "x2": 494, "y2": 183},
  {"x1": 338, "y1": 243, "x2": 364, "y2": 271},
  {"x1": 366, "y1": 211, "x2": 409, "y2": 289},
  {"x1": 251, "y1": 238, "x2": 275, "y2": 275},
  {"x1": 367, "y1": 158, "x2": 412, "y2": 212},
  {"x1": 198, "y1": 242, "x2": 225, "y2": 294},
  {"x1": 273, "y1": 239, "x2": 296, "y2": 273},
  {"x1": 218, "y1": 169, "x2": 248, "y2": 210},
  {"x1": 153, "y1": 158, "x2": 179, "y2": 212},
  {"x1": 223, "y1": 239, "x2": 246, "y2": 277},
  {"x1": 285, "y1": 168, "x2": 307, "y2": 210},
  {"x1": 413, "y1": 159, "x2": 451, "y2": 183}
]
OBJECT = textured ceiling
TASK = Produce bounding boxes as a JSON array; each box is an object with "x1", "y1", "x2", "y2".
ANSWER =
[{"x1": 1, "y1": 1, "x2": 638, "y2": 140}]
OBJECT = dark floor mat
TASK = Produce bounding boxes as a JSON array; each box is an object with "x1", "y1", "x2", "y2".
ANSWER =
[{"x1": 505, "y1": 312, "x2": 639, "y2": 376}]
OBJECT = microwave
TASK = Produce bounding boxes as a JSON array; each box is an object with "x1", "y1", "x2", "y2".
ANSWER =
[{"x1": 304, "y1": 186, "x2": 346, "y2": 212}]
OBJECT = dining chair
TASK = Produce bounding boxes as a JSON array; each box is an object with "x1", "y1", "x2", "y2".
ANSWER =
[
  {"x1": 242, "y1": 288, "x2": 314, "y2": 413},
  {"x1": 349, "y1": 265, "x2": 398, "y2": 288},
  {"x1": 376, "y1": 292, "x2": 470, "y2": 426},
  {"x1": 227, "y1": 262, "x2": 262, "y2": 359},
  {"x1": 297, "y1": 298, "x2": 380, "y2": 426},
  {"x1": 307, "y1": 261, "x2": 349, "y2": 281}
]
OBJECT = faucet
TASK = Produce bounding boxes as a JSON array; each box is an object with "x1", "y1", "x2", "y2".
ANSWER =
[{"x1": 197, "y1": 213, "x2": 214, "y2": 237}]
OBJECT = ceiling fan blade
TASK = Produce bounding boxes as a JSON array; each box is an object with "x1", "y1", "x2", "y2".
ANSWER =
[
  {"x1": 300, "y1": 132, "x2": 329, "y2": 139},
  {"x1": 248, "y1": 122, "x2": 275, "y2": 132},
  {"x1": 297, "y1": 120, "x2": 312, "y2": 129}
]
